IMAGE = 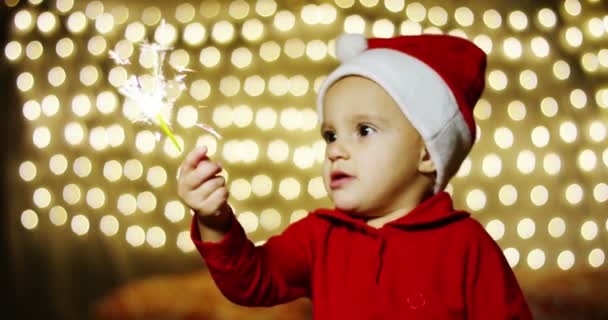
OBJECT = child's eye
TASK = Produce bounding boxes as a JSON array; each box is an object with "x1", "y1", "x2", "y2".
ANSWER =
[
  {"x1": 322, "y1": 130, "x2": 336, "y2": 143},
  {"x1": 358, "y1": 124, "x2": 376, "y2": 137}
]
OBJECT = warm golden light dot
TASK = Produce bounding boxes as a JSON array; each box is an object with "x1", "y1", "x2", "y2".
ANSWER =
[
  {"x1": 71, "y1": 94, "x2": 92, "y2": 118},
  {"x1": 564, "y1": 0, "x2": 581, "y2": 16},
  {"x1": 466, "y1": 189, "x2": 486, "y2": 211},
  {"x1": 175, "y1": 105, "x2": 198, "y2": 129},
  {"x1": 103, "y1": 160, "x2": 122, "y2": 182},
  {"x1": 164, "y1": 200, "x2": 185, "y2": 223},
  {"x1": 289, "y1": 75, "x2": 310, "y2": 96},
  {"x1": 530, "y1": 126, "x2": 550, "y2": 148},
  {"x1": 63, "y1": 184, "x2": 81, "y2": 205},
  {"x1": 126, "y1": 225, "x2": 146, "y2": 247},
  {"x1": 540, "y1": 97, "x2": 558, "y2": 117},
  {"x1": 49, "y1": 154, "x2": 68, "y2": 176},
  {"x1": 242, "y1": 75, "x2": 265, "y2": 97},
  {"x1": 454, "y1": 6, "x2": 474, "y2": 27},
  {"x1": 473, "y1": 35, "x2": 492, "y2": 54},
  {"x1": 530, "y1": 185, "x2": 549, "y2": 206},
  {"x1": 598, "y1": 50, "x2": 608, "y2": 68},
  {"x1": 117, "y1": 193, "x2": 137, "y2": 215},
  {"x1": 16, "y1": 72, "x2": 34, "y2": 92},
  {"x1": 199, "y1": 0, "x2": 220, "y2": 18},
  {"x1": 344, "y1": 14, "x2": 366, "y2": 34},
  {"x1": 581, "y1": 220, "x2": 598, "y2": 240},
  {"x1": 25, "y1": 40, "x2": 43, "y2": 60},
  {"x1": 19, "y1": 161, "x2": 36, "y2": 182},
  {"x1": 49, "y1": 206, "x2": 67, "y2": 226},
  {"x1": 141, "y1": 6, "x2": 161, "y2": 26},
  {"x1": 289, "y1": 210, "x2": 308, "y2": 224},
  {"x1": 553, "y1": 60, "x2": 571, "y2": 80},
  {"x1": 22, "y1": 100, "x2": 41, "y2": 121},
  {"x1": 85, "y1": 1, "x2": 104, "y2": 19},
  {"x1": 154, "y1": 22, "x2": 177, "y2": 46},
  {"x1": 48, "y1": 66, "x2": 67, "y2": 87},
  {"x1": 95, "y1": 13, "x2": 114, "y2": 34},
  {"x1": 189, "y1": 79, "x2": 211, "y2": 101},
  {"x1": 586, "y1": 18, "x2": 605, "y2": 38},
  {"x1": 581, "y1": 52, "x2": 599, "y2": 72},
  {"x1": 175, "y1": 3, "x2": 195, "y2": 23},
  {"x1": 256, "y1": 0, "x2": 277, "y2": 17},
  {"x1": 137, "y1": 191, "x2": 157, "y2": 213},
  {"x1": 21, "y1": 210, "x2": 38, "y2": 230},
  {"x1": 230, "y1": 178, "x2": 252, "y2": 201},
  {"x1": 110, "y1": 5, "x2": 129, "y2": 25},
  {"x1": 231, "y1": 47, "x2": 253, "y2": 69},
  {"x1": 455, "y1": 158, "x2": 471, "y2": 177},
  {"x1": 578, "y1": 149, "x2": 597, "y2": 172},
  {"x1": 372, "y1": 19, "x2": 395, "y2": 38},
  {"x1": 183, "y1": 23, "x2": 206, "y2": 46},
  {"x1": 280, "y1": 107, "x2": 303, "y2": 130},
  {"x1": 527, "y1": 249, "x2": 545, "y2": 270},
  {"x1": 259, "y1": 41, "x2": 281, "y2": 62},
  {"x1": 565, "y1": 184, "x2": 583, "y2": 205},
  {"x1": 428, "y1": 6, "x2": 448, "y2": 26},
  {"x1": 232, "y1": 105, "x2": 253, "y2": 128},
  {"x1": 260, "y1": 209, "x2": 282, "y2": 231},
  {"x1": 241, "y1": 19, "x2": 264, "y2": 42},
  {"x1": 195, "y1": 135, "x2": 218, "y2": 157},
  {"x1": 399, "y1": 20, "x2": 421, "y2": 36},
  {"x1": 73, "y1": 156, "x2": 92, "y2": 178},
  {"x1": 237, "y1": 211, "x2": 259, "y2": 234},
  {"x1": 503, "y1": 37, "x2": 522, "y2": 59},
  {"x1": 485, "y1": 219, "x2": 505, "y2": 241},
  {"x1": 306, "y1": 40, "x2": 328, "y2": 61},
  {"x1": 14, "y1": 10, "x2": 34, "y2": 32},
  {"x1": 108, "y1": 66, "x2": 127, "y2": 87},
  {"x1": 530, "y1": 37, "x2": 550, "y2": 58},
  {"x1": 64, "y1": 122, "x2": 85, "y2": 145},
  {"x1": 597, "y1": 88, "x2": 608, "y2": 108},
  {"x1": 499, "y1": 185, "x2": 517, "y2": 206},
  {"x1": 548, "y1": 217, "x2": 566, "y2": 238},
  {"x1": 255, "y1": 107, "x2": 278, "y2": 130},
  {"x1": 100, "y1": 215, "x2": 119, "y2": 236},
  {"x1": 507, "y1": 100, "x2": 526, "y2": 121},
  {"x1": 589, "y1": 249, "x2": 605, "y2": 268},
  {"x1": 517, "y1": 150, "x2": 536, "y2": 174},
  {"x1": 307, "y1": 177, "x2": 326, "y2": 199},
  {"x1": 508, "y1": 10, "x2": 528, "y2": 31},
  {"x1": 125, "y1": 22, "x2": 145, "y2": 42},
  {"x1": 570, "y1": 89, "x2": 587, "y2": 109},
  {"x1": 135, "y1": 130, "x2": 157, "y2": 154},
  {"x1": 89, "y1": 126, "x2": 109, "y2": 151},
  {"x1": 199, "y1": 47, "x2": 221, "y2": 69},
  {"x1": 212, "y1": 20, "x2": 235, "y2": 44},
  {"x1": 301, "y1": 4, "x2": 321, "y2": 25},
  {"x1": 589, "y1": 121, "x2": 606, "y2": 142},
  {"x1": 5, "y1": 41, "x2": 22, "y2": 61},
  {"x1": 488, "y1": 70, "x2": 507, "y2": 91},
  {"x1": 40, "y1": 95, "x2": 59, "y2": 117},
  {"x1": 80, "y1": 65, "x2": 100, "y2": 86},
  {"x1": 169, "y1": 49, "x2": 191, "y2": 71},
  {"x1": 543, "y1": 153, "x2": 561, "y2": 175},
  {"x1": 146, "y1": 227, "x2": 166, "y2": 248},
  {"x1": 219, "y1": 76, "x2": 241, "y2": 97},
  {"x1": 86, "y1": 187, "x2": 106, "y2": 209},
  {"x1": 33, "y1": 126, "x2": 51, "y2": 149},
  {"x1": 293, "y1": 146, "x2": 316, "y2": 169},
  {"x1": 228, "y1": 0, "x2": 250, "y2": 19},
  {"x1": 279, "y1": 178, "x2": 301, "y2": 200},
  {"x1": 147, "y1": 166, "x2": 167, "y2": 188},
  {"x1": 565, "y1": 27, "x2": 583, "y2": 47},
  {"x1": 593, "y1": 183, "x2": 608, "y2": 202},
  {"x1": 212, "y1": 105, "x2": 234, "y2": 128},
  {"x1": 284, "y1": 38, "x2": 306, "y2": 59},
  {"x1": 96, "y1": 91, "x2": 118, "y2": 114},
  {"x1": 405, "y1": 2, "x2": 426, "y2": 22},
  {"x1": 267, "y1": 139, "x2": 290, "y2": 163},
  {"x1": 537, "y1": 8, "x2": 557, "y2": 29},
  {"x1": 66, "y1": 11, "x2": 87, "y2": 34},
  {"x1": 273, "y1": 10, "x2": 295, "y2": 31},
  {"x1": 71, "y1": 215, "x2": 90, "y2": 236},
  {"x1": 503, "y1": 248, "x2": 520, "y2": 267},
  {"x1": 360, "y1": 0, "x2": 379, "y2": 8},
  {"x1": 269, "y1": 74, "x2": 289, "y2": 96},
  {"x1": 482, "y1": 154, "x2": 502, "y2": 177},
  {"x1": 318, "y1": 3, "x2": 337, "y2": 24},
  {"x1": 557, "y1": 250, "x2": 575, "y2": 270},
  {"x1": 177, "y1": 231, "x2": 195, "y2": 252},
  {"x1": 559, "y1": 121, "x2": 578, "y2": 143},
  {"x1": 482, "y1": 9, "x2": 502, "y2": 29},
  {"x1": 519, "y1": 70, "x2": 538, "y2": 90}
]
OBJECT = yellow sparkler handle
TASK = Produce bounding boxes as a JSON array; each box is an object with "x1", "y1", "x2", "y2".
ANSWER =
[{"x1": 156, "y1": 113, "x2": 182, "y2": 152}]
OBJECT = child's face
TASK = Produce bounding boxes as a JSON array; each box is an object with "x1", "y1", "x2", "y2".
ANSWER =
[{"x1": 320, "y1": 76, "x2": 427, "y2": 218}]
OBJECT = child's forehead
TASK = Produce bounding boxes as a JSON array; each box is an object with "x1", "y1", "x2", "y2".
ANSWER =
[{"x1": 320, "y1": 110, "x2": 389, "y2": 128}]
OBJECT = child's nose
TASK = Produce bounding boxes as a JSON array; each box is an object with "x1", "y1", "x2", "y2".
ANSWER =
[{"x1": 327, "y1": 139, "x2": 350, "y2": 161}]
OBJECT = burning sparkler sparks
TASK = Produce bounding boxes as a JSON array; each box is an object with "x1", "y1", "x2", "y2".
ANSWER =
[{"x1": 110, "y1": 20, "x2": 222, "y2": 152}]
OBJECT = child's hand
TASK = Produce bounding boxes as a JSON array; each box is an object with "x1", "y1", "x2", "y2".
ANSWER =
[{"x1": 177, "y1": 146, "x2": 229, "y2": 217}]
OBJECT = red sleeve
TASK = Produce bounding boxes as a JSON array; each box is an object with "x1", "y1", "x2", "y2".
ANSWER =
[
  {"x1": 465, "y1": 223, "x2": 533, "y2": 319},
  {"x1": 190, "y1": 213, "x2": 313, "y2": 307}
]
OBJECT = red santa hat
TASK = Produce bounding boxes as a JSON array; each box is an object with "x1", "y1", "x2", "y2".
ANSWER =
[{"x1": 316, "y1": 33, "x2": 487, "y2": 193}]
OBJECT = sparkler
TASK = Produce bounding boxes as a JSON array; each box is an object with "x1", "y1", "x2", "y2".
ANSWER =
[{"x1": 110, "y1": 20, "x2": 222, "y2": 152}]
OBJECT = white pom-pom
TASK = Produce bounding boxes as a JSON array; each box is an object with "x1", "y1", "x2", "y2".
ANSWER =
[{"x1": 335, "y1": 33, "x2": 368, "y2": 62}]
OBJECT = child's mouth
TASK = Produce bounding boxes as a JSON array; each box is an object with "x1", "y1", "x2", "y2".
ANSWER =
[{"x1": 330, "y1": 171, "x2": 354, "y2": 189}]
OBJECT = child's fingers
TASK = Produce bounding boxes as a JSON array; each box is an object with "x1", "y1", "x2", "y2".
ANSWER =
[
  {"x1": 184, "y1": 161, "x2": 223, "y2": 190},
  {"x1": 192, "y1": 176, "x2": 226, "y2": 201},
  {"x1": 198, "y1": 186, "x2": 229, "y2": 216},
  {"x1": 179, "y1": 146, "x2": 208, "y2": 178}
]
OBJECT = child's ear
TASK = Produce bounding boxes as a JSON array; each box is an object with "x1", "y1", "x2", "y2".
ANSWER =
[{"x1": 418, "y1": 147, "x2": 436, "y2": 174}]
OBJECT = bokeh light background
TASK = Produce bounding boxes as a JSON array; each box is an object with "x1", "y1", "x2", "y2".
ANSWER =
[{"x1": 2, "y1": 0, "x2": 607, "y2": 319}]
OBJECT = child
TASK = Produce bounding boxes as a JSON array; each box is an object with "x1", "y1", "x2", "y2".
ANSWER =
[{"x1": 177, "y1": 33, "x2": 533, "y2": 319}]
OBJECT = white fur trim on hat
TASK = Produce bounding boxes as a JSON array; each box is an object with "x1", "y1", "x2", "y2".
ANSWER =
[
  {"x1": 317, "y1": 48, "x2": 472, "y2": 193},
  {"x1": 335, "y1": 33, "x2": 368, "y2": 62}
]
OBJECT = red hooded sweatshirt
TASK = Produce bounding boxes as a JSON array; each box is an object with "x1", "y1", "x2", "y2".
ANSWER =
[{"x1": 191, "y1": 192, "x2": 533, "y2": 319}]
